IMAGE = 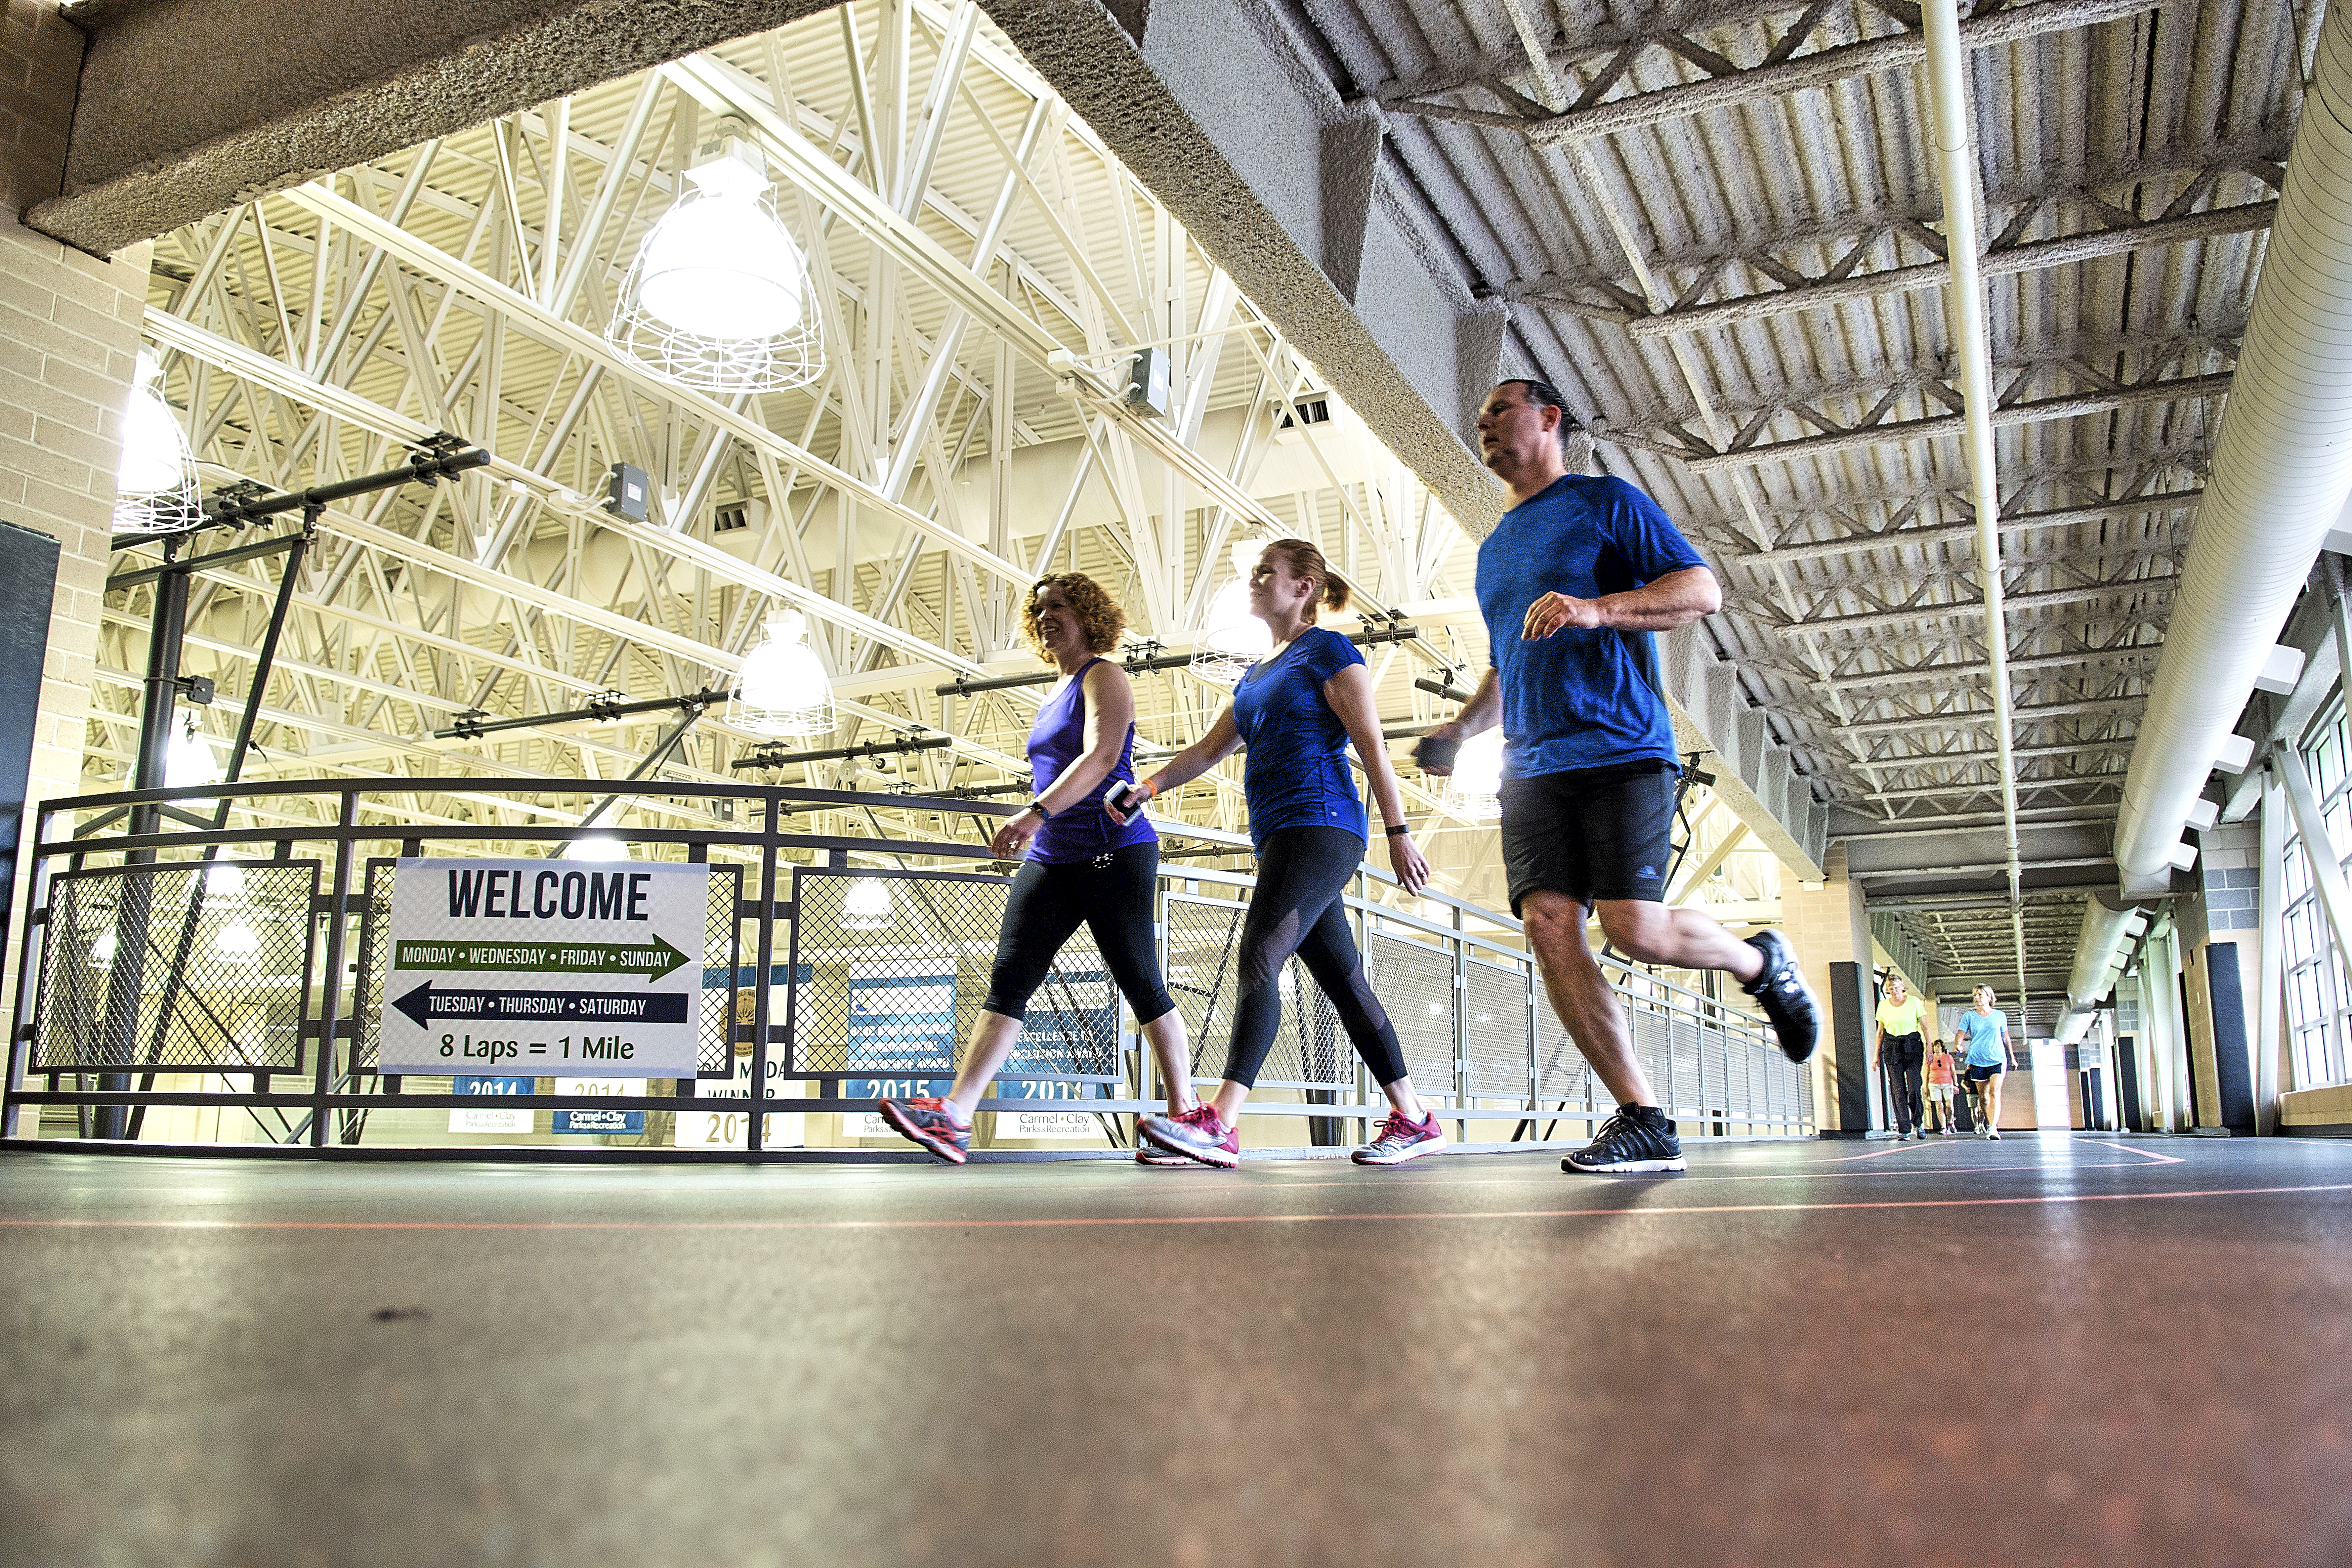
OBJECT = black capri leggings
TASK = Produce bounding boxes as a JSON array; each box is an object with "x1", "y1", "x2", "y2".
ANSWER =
[
  {"x1": 1222, "y1": 825, "x2": 1408, "y2": 1090},
  {"x1": 982, "y1": 841, "x2": 1177, "y2": 1025}
]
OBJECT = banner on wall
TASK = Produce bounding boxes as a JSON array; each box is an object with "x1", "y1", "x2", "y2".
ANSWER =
[
  {"x1": 448, "y1": 1074, "x2": 534, "y2": 1134},
  {"x1": 552, "y1": 1077, "x2": 645, "y2": 1135},
  {"x1": 380, "y1": 858, "x2": 708, "y2": 1076},
  {"x1": 676, "y1": 984, "x2": 806, "y2": 1149}
]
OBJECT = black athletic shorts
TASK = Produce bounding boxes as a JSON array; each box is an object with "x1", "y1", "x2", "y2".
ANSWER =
[
  {"x1": 1498, "y1": 760, "x2": 1678, "y2": 916},
  {"x1": 1963, "y1": 1062, "x2": 2003, "y2": 1084}
]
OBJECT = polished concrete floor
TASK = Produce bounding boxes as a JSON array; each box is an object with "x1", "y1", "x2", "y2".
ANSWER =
[{"x1": 3, "y1": 1134, "x2": 2350, "y2": 1567}]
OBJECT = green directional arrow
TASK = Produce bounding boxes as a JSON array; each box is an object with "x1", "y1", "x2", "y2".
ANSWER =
[{"x1": 393, "y1": 935, "x2": 689, "y2": 982}]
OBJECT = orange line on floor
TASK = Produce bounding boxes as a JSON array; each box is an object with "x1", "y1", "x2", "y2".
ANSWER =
[{"x1": 1, "y1": 1182, "x2": 2345, "y2": 1233}]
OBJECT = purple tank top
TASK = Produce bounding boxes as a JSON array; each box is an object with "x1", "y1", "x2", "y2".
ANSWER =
[{"x1": 1027, "y1": 659, "x2": 1158, "y2": 864}]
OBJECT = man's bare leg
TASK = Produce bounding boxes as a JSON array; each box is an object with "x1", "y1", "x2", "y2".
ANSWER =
[
  {"x1": 1522, "y1": 891, "x2": 1656, "y2": 1107},
  {"x1": 1591, "y1": 899, "x2": 1764, "y2": 982}
]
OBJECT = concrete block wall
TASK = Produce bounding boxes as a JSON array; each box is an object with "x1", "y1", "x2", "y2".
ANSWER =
[
  {"x1": 2193, "y1": 821, "x2": 2260, "y2": 935},
  {"x1": 2, "y1": 0, "x2": 153, "y2": 1000}
]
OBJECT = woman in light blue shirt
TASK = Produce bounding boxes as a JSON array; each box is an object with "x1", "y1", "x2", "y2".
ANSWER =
[{"x1": 1956, "y1": 985, "x2": 2016, "y2": 1139}]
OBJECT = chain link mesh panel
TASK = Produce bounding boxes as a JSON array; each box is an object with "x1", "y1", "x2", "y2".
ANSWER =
[
  {"x1": 351, "y1": 859, "x2": 397, "y2": 1073},
  {"x1": 1464, "y1": 957, "x2": 1533, "y2": 1101},
  {"x1": 1161, "y1": 893, "x2": 1346, "y2": 1088},
  {"x1": 700, "y1": 864, "x2": 745, "y2": 1078},
  {"x1": 35, "y1": 860, "x2": 318, "y2": 1071},
  {"x1": 785, "y1": 868, "x2": 1116, "y2": 1080},
  {"x1": 1367, "y1": 929, "x2": 1456, "y2": 1094}
]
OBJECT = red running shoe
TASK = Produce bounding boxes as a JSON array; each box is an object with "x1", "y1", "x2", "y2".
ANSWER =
[
  {"x1": 1137, "y1": 1104, "x2": 1240, "y2": 1168},
  {"x1": 1352, "y1": 1108, "x2": 1448, "y2": 1165},
  {"x1": 878, "y1": 1097, "x2": 972, "y2": 1164}
]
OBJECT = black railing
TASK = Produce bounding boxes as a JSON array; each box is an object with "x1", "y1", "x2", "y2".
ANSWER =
[{"x1": 5, "y1": 779, "x2": 1811, "y2": 1157}]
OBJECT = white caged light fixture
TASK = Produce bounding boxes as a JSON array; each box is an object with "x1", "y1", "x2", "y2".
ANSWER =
[
  {"x1": 730, "y1": 609, "x2": 835, "y2": 738},
  {"x1": 1445, "y1": 728, "x2": 1506, "y2": 821},
  {"x1": 842, "y1": 877, "x2": 893, "y2": 931},
  {"x1": 1191, "y1": 539, "x2": 1273, "y2": 687},
  {"x1": 114, "y1": 349, "x2": 202, "y2": 535},
  {"x1": 607, "y1": 136, "x2": 824, "y2": 394},
  {"x1": 164, "y1": 715, "x2": 223, "y2": 790}
]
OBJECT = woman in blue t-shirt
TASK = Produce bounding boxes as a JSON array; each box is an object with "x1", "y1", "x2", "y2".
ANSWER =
[
  {"x1": 878, "y1": 574, "x2": 1198, "y2": 1166},
  {"x1": 1114, "y1": 538, "x2": 1445, "y2": 1168},
  {"x1": 1957, "y1": 985, "x2": 2016, "y2": 1140}
]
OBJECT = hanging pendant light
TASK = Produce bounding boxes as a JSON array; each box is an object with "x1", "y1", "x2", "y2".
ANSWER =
[
  {"x1": 607, "y1": 137, "x2": 824, "y2": 394},
  {"x1": 1444, "y1": 729, "x2": 1506, "y2": 820},
  {"x1": 1191, "y1": 538, "x2": 1272, "y2": 686},
  {"x1": 164, "y1": 715, "x2": 223, "y2": 790},
  {"x1": 842, "y1": 877, "x2": 893, "y2": 931},
  {"x1": 114, "y1": 349, "x2": 202, "y2": 534},
  {"x1": 730, "y1": 609, "x2": 835, "y2": 738}
]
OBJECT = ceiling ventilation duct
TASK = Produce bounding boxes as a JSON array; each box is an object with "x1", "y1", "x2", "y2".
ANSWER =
[
  {"x1": 2052, "y1": 894, "x2": 2144, "y2": 1046},
  {"x1": 2112, "y1": 2, "x2": 2352, "y2": 896}
]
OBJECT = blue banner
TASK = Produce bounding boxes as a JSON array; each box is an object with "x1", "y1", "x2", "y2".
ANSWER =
[
  {"x1": 452, "y1": 1074, "x2": 534, "y2": 1097},
  {"x1": 553, "y1": 1106, "x2": 644, "y2": 1134}
]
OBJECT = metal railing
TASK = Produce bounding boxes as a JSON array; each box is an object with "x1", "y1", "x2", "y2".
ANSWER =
[{"x1": 5, "y1": 779, "x2": 1811, "y2": 1155}]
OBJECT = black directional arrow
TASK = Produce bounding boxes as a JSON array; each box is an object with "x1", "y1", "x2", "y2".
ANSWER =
[{"x1": 392, "y1": 983, "x2": 689, "y2": 1029}]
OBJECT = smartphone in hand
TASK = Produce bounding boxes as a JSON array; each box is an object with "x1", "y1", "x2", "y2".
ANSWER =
[
  {"x1": 1104, "y1": 779, "x2": 1141, "y2": 815},
  {"x1": 1414, "y1": 734, "x2": 1461, "y2": 774}
]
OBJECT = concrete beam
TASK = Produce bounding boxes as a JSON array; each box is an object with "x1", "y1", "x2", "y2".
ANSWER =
[
  {"x1": 1659, "y1": 624, "x2": 1828, "y2": 879},
  {"x1": 1842, "y1": 817, "x2": 2114, "y2": 885},
  {"x1": 982, "y1": 0, "x2": 1505, "y2": 533},
  {"x1": 32, "y1": 1, "x2": 849, "y2": 255}
]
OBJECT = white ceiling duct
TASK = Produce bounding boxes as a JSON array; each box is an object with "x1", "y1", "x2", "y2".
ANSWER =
[
  {"x1": 2066, "y1": 891, "x2": 2141, "y2": 1001},
  {"x1": 2113, "y1": 2, "x2": 2352, "y2": 894}
]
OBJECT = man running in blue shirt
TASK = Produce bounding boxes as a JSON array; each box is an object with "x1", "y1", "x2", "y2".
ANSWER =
[{"x1": 1421, "y1": 379, "x2": 1819, "y2": 1174}]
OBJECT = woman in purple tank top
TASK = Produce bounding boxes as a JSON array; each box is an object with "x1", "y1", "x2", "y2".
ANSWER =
[{"x1": 879, "y1": 574, "x2": 1198, "y2": 1165}]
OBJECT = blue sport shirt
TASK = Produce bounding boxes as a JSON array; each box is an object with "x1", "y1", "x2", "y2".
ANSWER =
[
  {"x1": 1959, "y1": 1010, "x2": 2009, "y2": 1068},
  {"x1": 1474, "y1": 474, "x2": 1709, "y2": 779},
  {"x1": 1230, "y1": 626, "x2": 1369, "y2": 850}
]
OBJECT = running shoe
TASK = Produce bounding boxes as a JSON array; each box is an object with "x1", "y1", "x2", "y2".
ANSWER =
[
  {"x1": 1741, "y1": 929, "x2": 1820, "y2": 1063},
  {"x1": 1138, "y1": 1104, "x2": 1240, "y2": 1168},
  {"x1": 878, "y1": 1096, "x2": 972, "y2": 1164},
  {"x1": 1562, "y1": 1104, "x2": 1686, "y2": 1174},
  {"x1": 1988, "y1": 1130, "x2": 2002, "y2": 1140},
  {"x1": 1136, "y1": 1106, "x2": 1217, "y2": 1165},
  {"x1": 1352, "y1": 1108, "x2": 1448, "y2": 1166}
]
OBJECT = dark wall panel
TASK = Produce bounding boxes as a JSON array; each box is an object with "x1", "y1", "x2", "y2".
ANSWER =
[{"x1": 0, "y1": 519, "x2": 59, "y2": 964}]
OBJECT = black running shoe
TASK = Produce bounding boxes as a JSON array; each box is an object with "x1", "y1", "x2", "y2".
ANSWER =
[
  {"x1": 1562, "y1": 1105, "x2": 1686, "y2": 1174},
  {"x1": 1742, "y1": 929, "x2": 1819, "y2": 1063}
]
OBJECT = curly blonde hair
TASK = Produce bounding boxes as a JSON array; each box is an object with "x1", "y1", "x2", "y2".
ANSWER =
[{"x1": 1020, "y1": 573, "x2": 1127, "y2": 659}]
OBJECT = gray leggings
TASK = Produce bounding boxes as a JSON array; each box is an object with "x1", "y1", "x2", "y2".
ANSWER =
[{"x1": 1222, "y1": 826, "x2": 1409, "y2": 1089}]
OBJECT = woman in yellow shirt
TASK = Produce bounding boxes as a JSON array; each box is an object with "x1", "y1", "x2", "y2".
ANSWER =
[{"x1": 1874, "y1": 976, "x2": 1933, "y2": 1141}]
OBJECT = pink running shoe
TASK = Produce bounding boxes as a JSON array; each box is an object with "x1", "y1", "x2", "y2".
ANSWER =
[
  {"x1": 878, "y1": 1096, "x2": 972, "y2": 1164},
  {"x1": 1352, "y1": 1108, "x2": 1448, "y2": 1165},
  {"x1": 1135, "y1": 1105, "x2": 1217, "y2": 1165},
  {"x1": 1137, "y1": 1104, "x2": 1240, "y2": 1168}
]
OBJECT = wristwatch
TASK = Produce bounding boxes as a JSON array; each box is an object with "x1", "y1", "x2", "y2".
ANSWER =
[
  {"x1": 1022, "y1": 798, "x2": 1052, "y2": 819},
  {"x1": 1384, "y1": 823, "x2": 1412, "y2": 837}
]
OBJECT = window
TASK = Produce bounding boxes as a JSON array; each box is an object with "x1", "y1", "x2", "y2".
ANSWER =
[{"x1": 2280, "y1": 696, "x2": 2352, "y2": 1088}]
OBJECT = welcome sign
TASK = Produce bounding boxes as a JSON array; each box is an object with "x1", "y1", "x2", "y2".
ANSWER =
[{"x1": 379, "y1": 858, "x2": 709, "y2": 1076}]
